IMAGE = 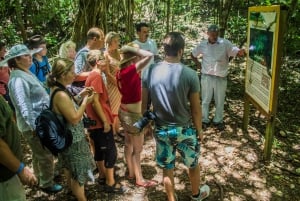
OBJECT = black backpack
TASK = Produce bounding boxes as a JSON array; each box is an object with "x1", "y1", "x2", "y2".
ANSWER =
[{"x1": 35, "y1": 88, "x2": 73, "y2": 156}]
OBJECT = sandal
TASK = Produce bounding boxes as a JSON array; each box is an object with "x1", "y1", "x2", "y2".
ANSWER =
[
  {"x1": 98, "y1": 177, "x2": 106, "y2": 185},
  {"x1": 191, "y1": 184, "x2": 210, "y2": 201},
  {"x1": 135, "y1": 180, "x2": 158, "y2": 188},
  {"x1": 104, "y1": 183, "x2": 125, "y2": 194}
]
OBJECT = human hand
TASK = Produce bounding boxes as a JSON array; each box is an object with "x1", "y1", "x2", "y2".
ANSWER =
[
  {"x1": 85, "y1": 91, "x2": 95, "y2": 104},
  {"x1": 18, "y1": 166, "x2": 38, "y2": 186},
  {"x1": 197, "y1": 129, "x2": 204, "y2": 143},
  {"x1": 103, "y1": 122, "x2": 111, "y2": 133},
  {"x1": 80, "y1": 87, "x2": 94, "y2": 97}
]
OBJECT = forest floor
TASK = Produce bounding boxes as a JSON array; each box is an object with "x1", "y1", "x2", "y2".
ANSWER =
[{"x1": 22, "y1": 57, "x2": 300, "y2": 201}]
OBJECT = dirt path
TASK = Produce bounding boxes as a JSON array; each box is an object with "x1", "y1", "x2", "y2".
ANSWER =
[{"x1": 23, "y1": 62, "x2": 300, "y2": 201}]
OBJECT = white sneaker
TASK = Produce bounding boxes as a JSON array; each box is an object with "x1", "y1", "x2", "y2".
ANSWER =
[{"x1": 190, "y1": 184, "x2": 210, "y2": 201}]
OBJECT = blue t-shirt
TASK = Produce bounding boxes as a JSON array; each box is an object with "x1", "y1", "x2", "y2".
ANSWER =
[{"x1": 29, "y1": 56, "x2": 51, "y2": 83}]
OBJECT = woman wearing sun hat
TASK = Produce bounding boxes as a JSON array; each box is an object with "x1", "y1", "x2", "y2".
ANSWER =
[
  {"x1": 0, "y1": 44, "x2": 63, "y2": 193},
  {"x1": 116, "y1": 43, "x2": 158, "y2": 187}
]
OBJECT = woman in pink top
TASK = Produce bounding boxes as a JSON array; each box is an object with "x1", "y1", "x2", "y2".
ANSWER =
[{"x1": 116, "y1": 44, "x2": 157, "y2": 187}]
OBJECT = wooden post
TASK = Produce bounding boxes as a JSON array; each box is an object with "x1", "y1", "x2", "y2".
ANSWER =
[
  {"x1": 264, "y1": 115, "x2": 275, "y2": 160},
  {"x1": 243, "y1": 97, "x2": 250, "y2": 131}
]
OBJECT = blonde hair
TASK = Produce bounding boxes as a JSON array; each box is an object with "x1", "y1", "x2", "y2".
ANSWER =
[
  {"x1": 87, "y1": 50, "x2": 105, "y2": 67},
  {"x1": 59, "y1": 40, "x2": 76, "y2": 59},
  {"x1": 105, "y1": 32, "x2": 120, "y2": 48}
]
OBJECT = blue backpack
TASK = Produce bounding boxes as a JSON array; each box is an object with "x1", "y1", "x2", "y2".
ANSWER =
[{"x1": 35, "y1": 88, "x2": 73, "y2": 156}]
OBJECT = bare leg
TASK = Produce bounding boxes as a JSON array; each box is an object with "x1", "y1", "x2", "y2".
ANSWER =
[
  {"x1": 71, "y1": 179, "x2": 86, "y2": 201},
  {"x1": 163, "y1": 168, "x2": 176, "y2": 201},
  {"x1": 188, "y1": 164, "x2": 200, "y2": 195},
  {"x1": 96, "y1": 161, "x2": 106, "y2": 179},
  {"x1": 124, "y1": 132, "x2": 134, "y2": 178},
  {"x1": 130, "y1": 133, "x2": 144, "y2": 184}
]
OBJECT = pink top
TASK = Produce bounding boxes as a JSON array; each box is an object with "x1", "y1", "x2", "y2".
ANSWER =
[
  {"x1": 116, "y1": 64, "x2": 141, "y2": 104},
  {"x1": 85, "y1": 70, "x2": 114, "y2": 129}
]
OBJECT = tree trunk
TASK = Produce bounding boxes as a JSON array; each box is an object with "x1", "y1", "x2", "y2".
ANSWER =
[{"x1": 218, "y1": 0, "x2": 235, "y2": 38}]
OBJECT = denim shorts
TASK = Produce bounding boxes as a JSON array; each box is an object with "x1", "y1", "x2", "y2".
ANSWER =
[{"x1": 154, "y1": 125, "x2": 200, "y2": 169}]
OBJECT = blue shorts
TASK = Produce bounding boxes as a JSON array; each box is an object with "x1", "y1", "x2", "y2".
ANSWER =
[{"x1": 154, "y1": 125, "x2": 200, "y2": 169}]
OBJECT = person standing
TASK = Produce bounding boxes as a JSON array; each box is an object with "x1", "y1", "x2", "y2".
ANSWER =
[
  {"x1": 142, "y1": 32, "x2": 210, "y2": 201},
  {"x1": 47, "y1": 58, "x2": 95, "y2": 201},
  {"x1": 133, "y1": 22, "x2": 159, "y2": 64},
  {"x1": 191, "y1": 24, "x2": 245, "y2": 131},
  {"x1": 85, "y1": 50, "x2": 125, "y2": 194},
  {"x1": 117, "y1": 44, "x2": 157, "y2": 187},
  {"x1": 103, "y1": 32, "x2": 122, "y2": 136},
  {"x1": 0, "y1": 95, "x2": 37, "y2": 201},
  {"x1": 71, "y1": 27, "x2": 105, "y2": 96},
  {"x1": 0, "y1": 44, "x2": 62, "y2": 193},
  {"x1": 27, "y1": 35, "x2": 52, "y2": 88}
]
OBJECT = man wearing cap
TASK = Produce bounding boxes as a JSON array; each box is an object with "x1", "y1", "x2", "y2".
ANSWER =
[
  {"x1": 0, "y1": 44, "x2": 62, "y2": 193},
  {"x1": 191, "y1": 24, "x2": 245, "y2": 131}
]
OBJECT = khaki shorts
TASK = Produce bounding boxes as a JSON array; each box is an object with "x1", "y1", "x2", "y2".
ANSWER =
[{"x1": 118, "y1": 108, "x2": 142, "y2": 135}]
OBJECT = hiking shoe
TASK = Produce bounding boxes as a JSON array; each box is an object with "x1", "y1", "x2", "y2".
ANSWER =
[
  {"x1": 213, "y1": 122, "x2": 225, "y2": 131},
  {"x1": 191, "y1": 184, "x2": 210, "y2": 201},
  {"x1": 41, "y1": 184, "x2": 63, "y2": 193}
]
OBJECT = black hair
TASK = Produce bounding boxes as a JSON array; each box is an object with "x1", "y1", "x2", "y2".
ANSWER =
[
  {"x1": 26, "y1": 35, "x2": 46, "y2": 49},
  {"x1": 135, "y1": 22, "x2": 149, "y2": 32},
  {"x1": 163, "y1": 32, "x2": 185, "y2": 57}
]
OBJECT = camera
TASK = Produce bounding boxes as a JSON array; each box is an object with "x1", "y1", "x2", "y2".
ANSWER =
[
  {"x1": 133, "y1": 110, "x2": 156, "y2": 131},
  {"x1": 83, "y1": 117, "x2": 96, "y2": 128}
]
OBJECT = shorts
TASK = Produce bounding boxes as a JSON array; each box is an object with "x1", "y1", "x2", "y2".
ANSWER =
[
  {"x1": 118, "y1": 108, "x2": 142, "y2": 135},
  {"x1": 89, "y1": 127, "x2": 117, "y2": 168},
  {"x1": 154, "y1": 125, "x2": 200, "y2": 169}
]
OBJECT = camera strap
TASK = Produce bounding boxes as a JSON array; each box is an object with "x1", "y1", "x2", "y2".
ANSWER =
[{"x1": 146, "y1": 65, "x2": 153, "y2": 111}]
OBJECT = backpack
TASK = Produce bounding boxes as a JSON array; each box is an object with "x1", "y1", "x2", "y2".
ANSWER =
[
  {"x1": 35, "y1": 88, "x2": 73, "y2": 156},
  {"x1": 33, "y1": 57, "x2": 50, "y2": 78}
]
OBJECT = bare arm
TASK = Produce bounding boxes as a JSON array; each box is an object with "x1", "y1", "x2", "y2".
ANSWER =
[
  {"x1": 121, "y1": 45, "x2": 153, "y2": 72},
  {"x1": 189, "y1": 92, "x2": 203, "y2": 142},
  {"x1": 91, "y1": 93, "x2": 111, "y2": 132},
  {"x1": 0, "y1": 138, "x2": 37, "y2": 185},
  {"x1": 190, "y1": 52, "x2": 201, "y2": 70},
  {"x1": 53, "y1": 90, "x2": 94, "y2": 125}
]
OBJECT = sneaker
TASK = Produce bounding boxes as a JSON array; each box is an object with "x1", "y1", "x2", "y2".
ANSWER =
[
  {"x1": 213, "y1": 122, "x2": 225, "y2": 131},
  {"x1": 41, "y1": 184, "x2": 63, "y2": 193},
  {"x1": 191, "y1": 184, "x2": 210, "y2": 201}
]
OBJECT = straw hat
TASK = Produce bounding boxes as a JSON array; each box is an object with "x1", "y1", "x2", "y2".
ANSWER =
[
  {"x1": 0, "y1": 44, "x2": 42, "y2": 67},
  {"x1": 119, "y1": 43, "x2": 139, "y2": 66}
]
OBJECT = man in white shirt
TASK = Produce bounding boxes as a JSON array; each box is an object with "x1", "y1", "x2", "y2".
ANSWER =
[
  {"x1": 191, "y1": 24, "x2": 245, "y2": 131},
  {"x1": 133, "y1": 22, "x2": 159, "y2": 64}
]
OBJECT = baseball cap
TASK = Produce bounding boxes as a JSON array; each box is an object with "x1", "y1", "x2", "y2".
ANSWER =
[
  {"x1": 0, "y1": 44, "x2": 42, "y2": 67},
  {"x1": 208, "y1": 24, "x2": 219, "y2": 32}
]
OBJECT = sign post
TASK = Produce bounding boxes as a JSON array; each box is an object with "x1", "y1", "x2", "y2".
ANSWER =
[{"x1": 243, "y1": 5, "x2": 287, "y2": 160}]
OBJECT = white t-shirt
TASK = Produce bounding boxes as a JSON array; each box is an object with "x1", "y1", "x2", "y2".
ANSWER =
[{"x1": 133, "y1": 38, "x2": 158, "y2": 67}]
